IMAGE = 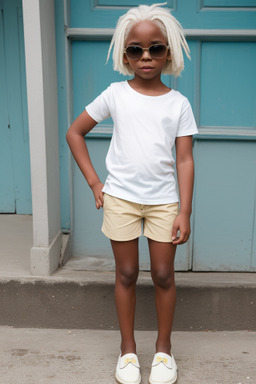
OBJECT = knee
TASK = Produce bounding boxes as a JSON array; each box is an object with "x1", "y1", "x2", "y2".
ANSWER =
[
  {"x1": 118, "y1": 266, "x2": 139, "y2": 288},
  {"x1": 151, "y1": 269, "x2": 174, "y2": 290}
]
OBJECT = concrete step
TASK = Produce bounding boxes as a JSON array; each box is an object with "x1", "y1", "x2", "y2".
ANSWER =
[{"x1": 0, "y1": 270, "x2": 255, "y2": 330}]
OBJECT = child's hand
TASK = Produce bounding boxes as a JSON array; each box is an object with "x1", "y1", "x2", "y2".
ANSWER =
[
  {"x1": 91, "y1": 181, "x2": 104, "y2": 209},
  {"x1": 172, "y1": 213, "x2": 191, "y2": 245}
]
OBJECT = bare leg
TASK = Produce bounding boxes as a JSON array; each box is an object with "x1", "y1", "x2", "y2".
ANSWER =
[
  {"x1": 148, "y1": 239, "x2": 177, "y2": 355},
  {"x1": 111, "y1": 238, "x2": 139, "y2": 356}
]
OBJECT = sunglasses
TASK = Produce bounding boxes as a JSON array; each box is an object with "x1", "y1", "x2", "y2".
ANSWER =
[{"x1": 124, "y1": 44, "x2": 169, "y2": 60}]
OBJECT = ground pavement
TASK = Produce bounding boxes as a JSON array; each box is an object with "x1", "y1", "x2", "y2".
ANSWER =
[{"x1": 0, "y1": 327, "x2": 255, "y2": 384}]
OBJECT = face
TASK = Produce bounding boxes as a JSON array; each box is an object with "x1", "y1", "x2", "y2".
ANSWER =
[{"x1": 123, "y1": 20, "x2": 171, "y2": 81}]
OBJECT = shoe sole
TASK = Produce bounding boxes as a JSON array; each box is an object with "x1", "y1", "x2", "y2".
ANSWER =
[
  {"x1": 116, "y1": 373, "x2": 141, "y2": 384},
  {"x1": 149, "y1": 372, "x2": 177, "y2": 384}
]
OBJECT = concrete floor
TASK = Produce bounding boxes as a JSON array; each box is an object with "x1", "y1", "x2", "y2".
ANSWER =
[
  {"x1": 0, "y1": 327, "x2": 255, "y2": 384},
  {"x1": 0, "y1": 214, "x2": 32, "y2": 278}
]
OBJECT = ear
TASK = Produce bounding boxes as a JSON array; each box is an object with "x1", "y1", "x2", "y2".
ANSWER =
[{"x1": 123, "y1": 53, "x2": 129, "y2": 64}]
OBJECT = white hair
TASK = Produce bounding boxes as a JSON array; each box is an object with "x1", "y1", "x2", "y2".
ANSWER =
[{"x1": 106, "y1": 3, "x2": 190, "y2": 77}]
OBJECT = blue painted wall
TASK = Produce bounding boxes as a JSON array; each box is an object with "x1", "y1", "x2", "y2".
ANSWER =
[{"x1": 57, "y1": 0, "x2": 256, "y2": 270}]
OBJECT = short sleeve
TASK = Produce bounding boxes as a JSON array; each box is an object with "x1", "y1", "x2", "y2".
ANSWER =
[
  {"x1": 85, "y1": 86, "x2": 111, "y2": 123},
  {"x1": 177, "y1": 98, "x2": 198, "y2": 137}
]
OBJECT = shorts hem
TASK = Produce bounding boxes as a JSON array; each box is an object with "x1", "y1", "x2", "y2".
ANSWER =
[
  {"x1": 101, "y1": 227, "x2": 141, "y2": 242},
  {"x1": 144, "y1": 233, "x2": 174, "y2": 243}
]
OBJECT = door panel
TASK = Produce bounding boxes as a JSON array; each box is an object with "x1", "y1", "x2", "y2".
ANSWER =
[
  {"x1": 0, "y1": 5, "x2": 15, "y2": 212},
  {"x1": 70, "y1": 0, "x2": 256, "y2": 29},
  {"x1": 193, "y1": 140, "x2": 256, "y2": 271},
  {"x1": 200, "y1": 42, "x2": 256, "y2": 128},
  {"x1": 0, "y1": 0, "x2": 31, "y2": 214}
]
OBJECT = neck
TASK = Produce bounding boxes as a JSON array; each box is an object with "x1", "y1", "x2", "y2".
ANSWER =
[{"x1": 128, "y1": 75, "x2": 171, "y2": 96}]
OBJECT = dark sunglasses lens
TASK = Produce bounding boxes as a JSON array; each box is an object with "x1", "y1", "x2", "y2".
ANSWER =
[
  {"x1": 149, "y1": 45, "x2": 166, "y2": 58},
  {"x1": 126, "y1": 46, "x2": 143, "y2": 59}
]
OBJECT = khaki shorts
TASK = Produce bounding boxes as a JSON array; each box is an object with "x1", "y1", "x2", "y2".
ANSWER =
[{"x1": 102, "y1": 194, "x2": 179, "y2": 242}]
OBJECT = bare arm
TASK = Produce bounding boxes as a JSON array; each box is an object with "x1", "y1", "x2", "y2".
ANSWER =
[
  {"x1": 66, "y1": 110, "x2": 104, "y2": 209},
  {"x1": 172, "y1": 135, "x2": 194, "y2": 245}
]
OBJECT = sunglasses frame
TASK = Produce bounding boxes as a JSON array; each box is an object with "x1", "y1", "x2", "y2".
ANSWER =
[{"x1": 124, "y1": 44, "x2": 169, "y2": 60}]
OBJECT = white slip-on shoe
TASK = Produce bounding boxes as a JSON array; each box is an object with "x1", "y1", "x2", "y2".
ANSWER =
[
  {"x1": 149, "y1": 352, "x2": 178, "y2": 384},
  {"x1": 115, "y1": 353, "x2": 141, "y2": 384}
]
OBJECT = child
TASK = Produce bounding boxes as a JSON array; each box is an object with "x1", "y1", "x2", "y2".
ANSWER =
[{"x1": 66, "y1": 3, "x2": 198, "y2": 384}]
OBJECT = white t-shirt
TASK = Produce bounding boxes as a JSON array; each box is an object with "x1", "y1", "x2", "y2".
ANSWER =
[{"x1": 86, "y1": 81, "x2": 198, "y2": 205}]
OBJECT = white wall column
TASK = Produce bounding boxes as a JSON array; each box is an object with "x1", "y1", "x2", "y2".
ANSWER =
[{"x1": 22, "y1": 0, "x2": 62, "y2": 275}]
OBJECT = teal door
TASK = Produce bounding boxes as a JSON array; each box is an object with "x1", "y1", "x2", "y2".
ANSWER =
[
  {"x1": 62, "y1": 0, "x2": 256, "y2": 271},
  {"x1": 0, "y1": 0, "x2": 31, "y2": 214}
]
